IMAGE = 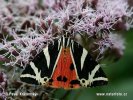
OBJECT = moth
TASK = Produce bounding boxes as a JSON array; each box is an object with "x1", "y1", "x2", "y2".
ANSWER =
[{"x1": 20, "y1": 35, "x2": 108, "y2": 89}]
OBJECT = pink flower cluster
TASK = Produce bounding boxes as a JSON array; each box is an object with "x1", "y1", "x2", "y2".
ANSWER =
[
  {"x1": 0, "y1": 72, "x2": 7, "y2": 100},
  {"x1": 0, "y1": 0, "x2": 132, "y2": 67}
]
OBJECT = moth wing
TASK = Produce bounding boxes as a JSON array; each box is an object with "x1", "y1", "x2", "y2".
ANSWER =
[
  {"x1": 70, "y1": 40, "x2": 108, "y2": 87},
  {"x1": 20, "y1": 39, "x2": 62, "y2": 85}
]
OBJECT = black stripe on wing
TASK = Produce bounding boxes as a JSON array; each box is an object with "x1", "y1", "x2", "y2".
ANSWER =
[
  {"x1": 48, "y1": 39, "x2": 61, "y2": 75},
  {"x1": 90, "y1": 80, "x2": 108, "y2": 87},
  {"x1": 21, "y1": 64, "x2": 36, "y2": 76},
  {"x1": 20, "y1": 63, "x2": 39, "y2": 85},
  {"x1": 20, "y1": 77, "x2": 40, "y2": 85},
  {"x1": 20, "y1": 39, "x2": 61, "y2": 85},
  {"x1": 70, "y1": 41, "x2": 108, "y2": 87},
  {"x1": 70, "y1": 41, "x2": 97, "y2": 79},
  {"x1": 90, "y1": 67, "x2": 108, "y2": 87}
]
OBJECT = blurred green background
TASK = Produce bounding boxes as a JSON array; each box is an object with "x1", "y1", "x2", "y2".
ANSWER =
[{"x1": 51, "y1": 29, "x2": 133, "y2": 100}]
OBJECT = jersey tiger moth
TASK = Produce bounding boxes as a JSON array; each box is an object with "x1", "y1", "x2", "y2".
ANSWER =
[{"x1": 20, "y1": 35, "x2": 108, "y2": 89}]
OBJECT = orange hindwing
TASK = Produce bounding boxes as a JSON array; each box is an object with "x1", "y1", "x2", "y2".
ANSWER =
[{"x1": 50, "y1": 48, "x2": 80, "y2": 89}]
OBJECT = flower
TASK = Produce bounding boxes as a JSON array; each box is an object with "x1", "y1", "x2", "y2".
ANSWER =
[
  {"x1": 94, "y1": 33, "x2": 125, "y2": 60},
  {"x1": 0, "y1": 72, "x2": 7, "y2": 100},
  {"x1": 0, "y1": 0, "x2": 132, "y2": 66},
  {"x1": 0, "y1": 28, "x2": 53, "y2": 67},
  {"x1": 109, "y1": 33, "x2": 125, "y2": 55},
  {"x1": 0, "y1": 0, "x2": 132, "y2": 99}
]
